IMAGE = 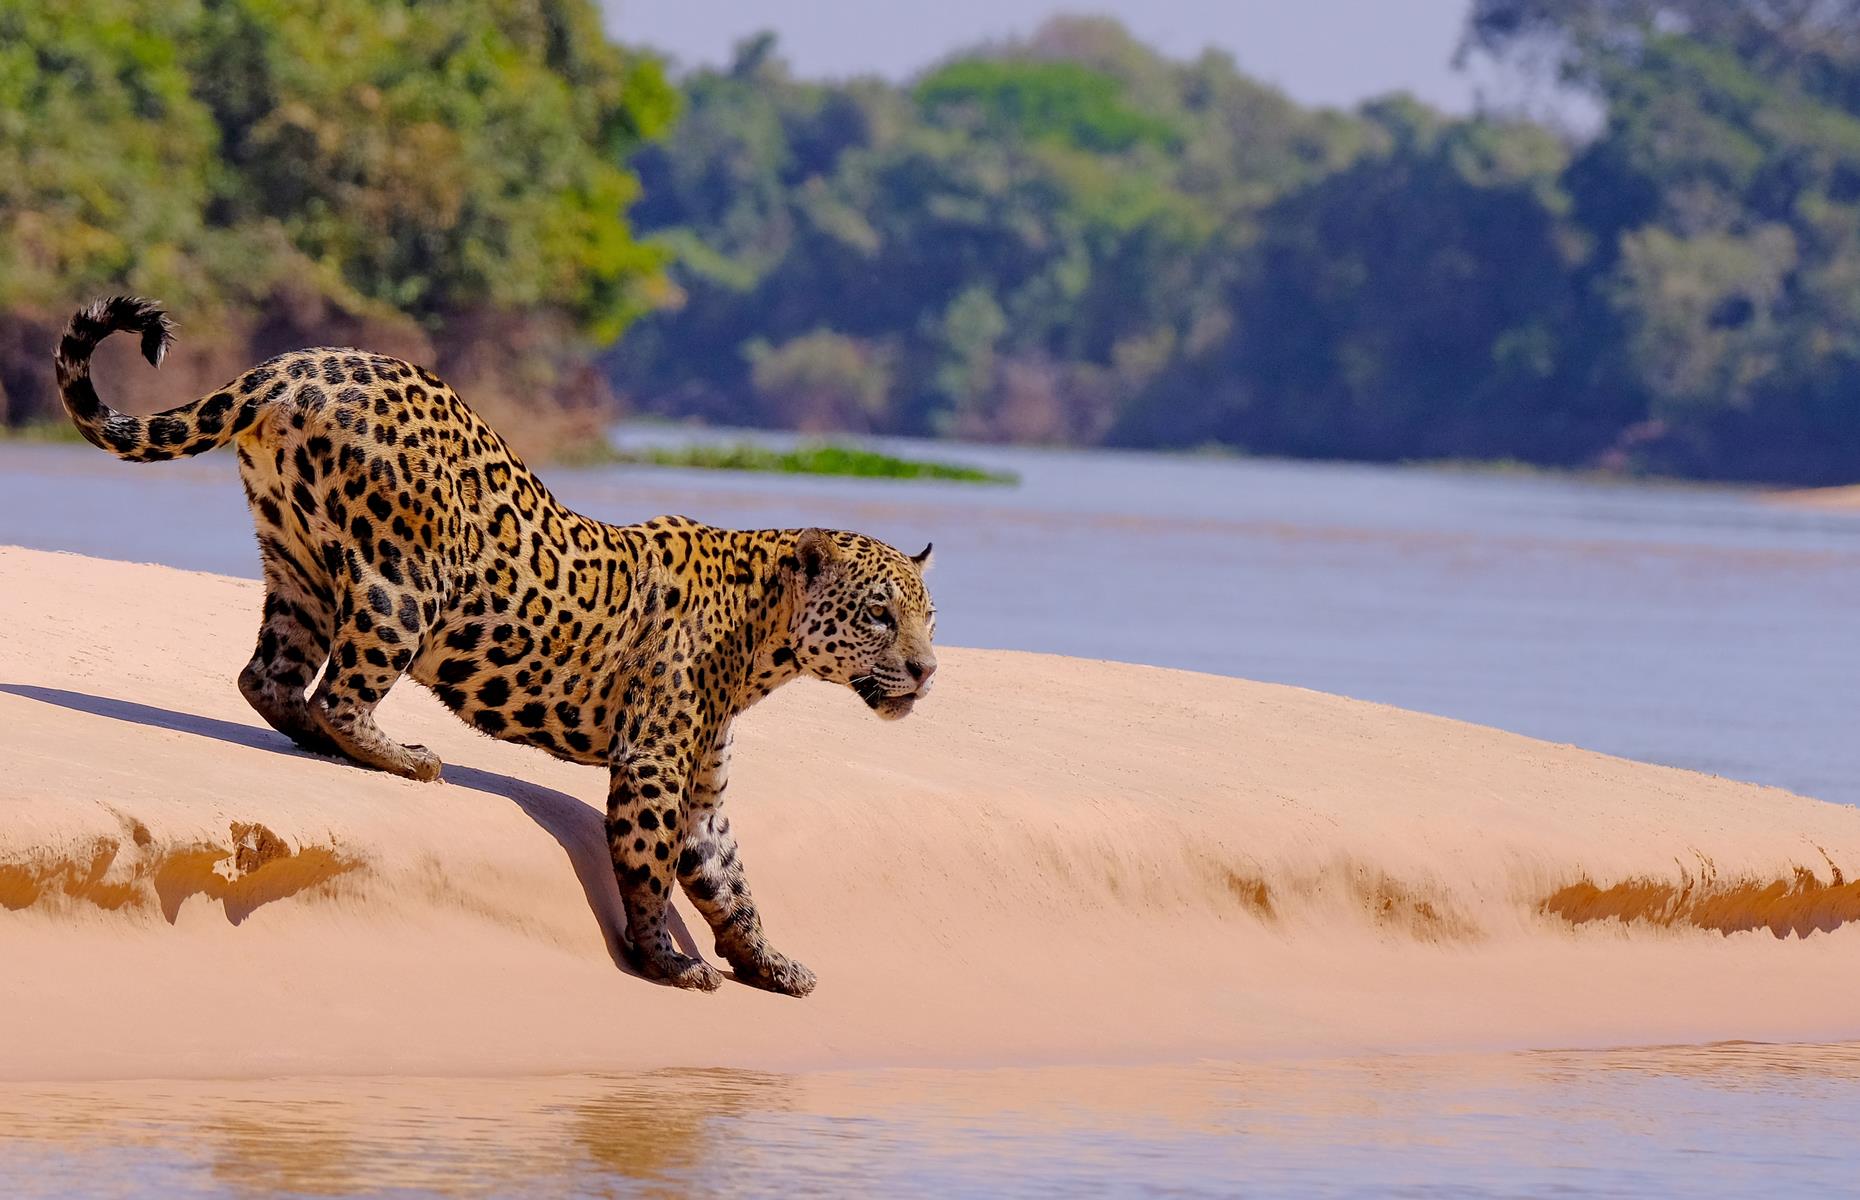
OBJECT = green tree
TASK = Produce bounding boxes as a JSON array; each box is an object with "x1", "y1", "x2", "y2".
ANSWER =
[
  {"x1": 0, "y1": 1, "x2": 224, "y2": 314},
  {"x1": 746, "y1": 329, "x2": 892, "y2": 432},
  {"x1": 915, "y1": 58, "x2": 1182, "y2": 152},
  {"x1": 613, "y1": 22, "x2": 1340, "y2": 443},
  {"x1": 186, "y1": 0, "x2": 677, "y2": 340},
  {"x1": 0, "y1": 0, "x2": 675, "y2": 447},
  {"x1": 1123, "y1": 99, "x2": 1625, "y2": 463},
  {"x1": 617, "y1": 8, "x2": 1860, "y2": 482}
]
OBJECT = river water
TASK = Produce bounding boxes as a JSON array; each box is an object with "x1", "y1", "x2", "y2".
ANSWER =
[
  {"x1": 4, "y1": 431, "x2": 1856, "y2": 803},
  {"x1": 4, "y1": 1046, "x2": 1860, "y2": 1198},
  {"x1": 4, "y1": 434, "x2": 1860, "y2": 1195}
]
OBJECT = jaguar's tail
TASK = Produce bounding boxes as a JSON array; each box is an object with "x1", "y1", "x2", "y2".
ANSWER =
[{"x1": 54, "y1": 296, "x2": 259, "y2": 462}]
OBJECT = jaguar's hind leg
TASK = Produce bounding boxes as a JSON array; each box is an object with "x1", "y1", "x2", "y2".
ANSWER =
[
  {"x1": 239, "y1": 563, "x2": 339, "y2": 758},
  {"x1": 308, "y1": 583, "x2": 441, "y2": 782}
]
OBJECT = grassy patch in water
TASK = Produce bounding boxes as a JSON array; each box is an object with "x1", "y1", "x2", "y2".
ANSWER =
[
  {"x1": 0, "y1": 421, "x2": 84, "y2": 444},
  {"x1": 6, "y1": 417, "x2": 1017, "y2": 484},
  {"x1": 576, "y1": 440, "x2": 1017, "y2": 485}
]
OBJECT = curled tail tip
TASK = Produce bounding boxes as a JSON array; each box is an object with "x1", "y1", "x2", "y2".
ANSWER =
[
  {"x1": 108, "y1": 295, "x2": 176, "y2": 368},
  {"x1": 59, "y1": 295, "x2": 176, "y2": 370}
]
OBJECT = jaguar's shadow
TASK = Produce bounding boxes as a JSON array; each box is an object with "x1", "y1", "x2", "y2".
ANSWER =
[{"x1": 0, "y1": 682, "x2": 705, "y2": 976}]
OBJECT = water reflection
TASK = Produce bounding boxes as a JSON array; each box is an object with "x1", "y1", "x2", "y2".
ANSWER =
[
  {"x1": 569, "y1": 1069, "x2": 794, "y2": 1188},
  {"x1": 2, "y1": 1070, "x2": 799, "y2": 1198},
  {"x1": 3, "y1": 1046, "x2": 1858, "y2": 1197}
]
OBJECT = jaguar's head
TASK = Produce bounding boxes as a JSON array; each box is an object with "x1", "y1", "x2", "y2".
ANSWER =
[{"x1": 785, "y1": 528, "x2": 937, "y2": 720}]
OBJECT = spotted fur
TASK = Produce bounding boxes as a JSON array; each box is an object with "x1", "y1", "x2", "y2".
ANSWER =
[{"x1": 55, "y1": 296, "x2": 939, "y2": 995}]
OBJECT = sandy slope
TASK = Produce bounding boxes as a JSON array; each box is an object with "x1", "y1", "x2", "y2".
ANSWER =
[{"x1": 2, "y1": 545, "x2": 1859, "y2": 1082}]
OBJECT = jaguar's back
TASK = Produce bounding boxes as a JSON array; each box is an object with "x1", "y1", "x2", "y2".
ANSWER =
[{"x1": 57, "y1": 296, "x2": 642, "y2": 779}]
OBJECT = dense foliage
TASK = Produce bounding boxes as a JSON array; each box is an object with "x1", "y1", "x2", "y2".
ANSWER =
[
  {"x1": 615, "y1": 10, "x2": 1860, "y2": 483},
  {"x1": 0, "y1": 0, "x2": 674, "y2": 452},
  {"x1": 10, "y1": 3, "x2": 1860, "y2": 481}
]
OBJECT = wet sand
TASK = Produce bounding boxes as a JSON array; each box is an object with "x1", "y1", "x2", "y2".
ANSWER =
[{"x1": 4, "y1": 545, "x2": 1860, "y2": 1081}]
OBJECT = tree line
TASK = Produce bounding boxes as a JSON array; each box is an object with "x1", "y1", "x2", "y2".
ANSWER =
[
  {"x1": 6, "y1": 2, "x2": 1860, "y2": 482},
  {"x1": 616, "y1": 3, "x2": 1860, "y2": 483}
]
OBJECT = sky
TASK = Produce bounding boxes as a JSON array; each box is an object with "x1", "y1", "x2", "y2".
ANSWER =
[{"x1": 602, "y1": 0, "x2": 1496, "y2": 114}]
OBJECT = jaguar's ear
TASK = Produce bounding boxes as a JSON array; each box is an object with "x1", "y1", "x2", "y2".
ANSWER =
[
  {"x1": 793, "y1": 528, "x2": 837, "y2": 585},
  {"x1": 910, "y1": 542, "x2": 934, "y2": 573}
]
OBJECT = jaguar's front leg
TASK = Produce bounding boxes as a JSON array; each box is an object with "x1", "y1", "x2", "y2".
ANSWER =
[
  {"x1": 608, "y1": 746, "x2": 720, "y2": 991},
  {"x1": 677, "y1": 724, "x2": 817, "y2": 997}
]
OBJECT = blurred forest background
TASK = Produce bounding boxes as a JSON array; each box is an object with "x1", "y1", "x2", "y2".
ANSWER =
[{"x1": 7, "y1": 0, "x2": 1860, "y2": 482}]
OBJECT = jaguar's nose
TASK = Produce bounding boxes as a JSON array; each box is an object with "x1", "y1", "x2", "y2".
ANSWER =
[{"x1": 906, "y1": 658, "x2": 937, "y2": 685}]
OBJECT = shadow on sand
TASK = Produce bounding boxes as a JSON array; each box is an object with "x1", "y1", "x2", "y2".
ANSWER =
[{"x1": 0, "y1": 682, "x2": 706, "y2": 977}]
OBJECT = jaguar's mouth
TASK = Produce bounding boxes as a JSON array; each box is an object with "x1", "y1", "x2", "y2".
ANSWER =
[{"x1": 851, "y1": 674, "x2": 922, "y2": 721}]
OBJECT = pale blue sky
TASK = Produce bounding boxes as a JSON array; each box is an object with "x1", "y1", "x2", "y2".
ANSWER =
[{"x1": 603, "y1": 1, "x2": 1494, "y2": 113}]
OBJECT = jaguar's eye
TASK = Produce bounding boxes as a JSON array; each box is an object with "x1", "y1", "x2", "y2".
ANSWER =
[{"x1": 868, "y1": 602, "x2": 893, "y2": 625}]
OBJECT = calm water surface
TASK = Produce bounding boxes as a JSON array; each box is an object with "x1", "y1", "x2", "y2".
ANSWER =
[
  {"x1": 2, "y1": 1046, "x2": 1858, "y2": 1197},
  {"x1": 4, "y1": 432, "x2": 1856, "y2": 802}
]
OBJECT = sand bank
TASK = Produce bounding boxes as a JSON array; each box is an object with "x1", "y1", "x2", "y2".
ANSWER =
[
  {"x1": 1765, "y1": 483, "x2": 1860, "y2": 510},
  {"x1": 2, "y1": 545, "x2": 1859, "y2": 1082}
]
